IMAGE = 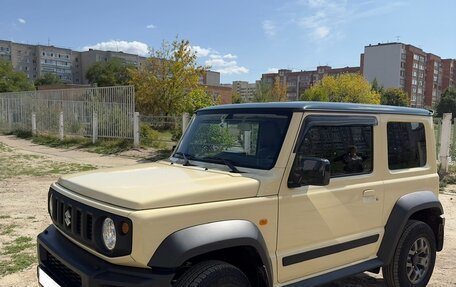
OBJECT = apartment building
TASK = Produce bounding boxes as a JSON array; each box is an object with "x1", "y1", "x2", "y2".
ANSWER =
[
  {"x1": 200, "y1": 70, "x2": 221, "y2": 86},
  {"x1": 0, "y1": 40, "x2": 76, "y2": 83},
  {"x1": 232, "y1": 81, "x2": 257, "y2": 102},
  {"x1": 79, "y1": 49, "x2": 147, "y2": 84},
  {"x1": 442, "y1": 59, "x2": 456, "y2": 92},
  {"x1": 362, "y1": 42, "x2": 454, "y2": 108},
  {"x1": 261, "y1": 66, "x2": 360, "y2": 101},
  {"x1": 0, "y1": 39, "x2": 147, "y2": 85}
]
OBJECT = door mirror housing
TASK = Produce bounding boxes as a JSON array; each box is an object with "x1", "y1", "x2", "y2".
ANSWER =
[{"x1": 288, "y1": 157, "x2": 331, "y2": 188}]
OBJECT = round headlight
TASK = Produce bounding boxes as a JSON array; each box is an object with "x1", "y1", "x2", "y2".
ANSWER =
[
  {"x1": 49, "y1": 194, "x2": 53, "y2": 216},
  {"x1": 102, "y1": 218, "x2": 117, "y2": 251}
]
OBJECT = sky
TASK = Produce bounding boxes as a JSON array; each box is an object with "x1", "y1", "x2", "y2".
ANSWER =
[{"x1": 1, "y1": 0, "x2": 455, "y2": 84}]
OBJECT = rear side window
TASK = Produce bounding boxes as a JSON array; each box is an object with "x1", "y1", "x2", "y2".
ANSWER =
[{"x1": 387, "y1": 122, "x2": 426, "y2": 170}]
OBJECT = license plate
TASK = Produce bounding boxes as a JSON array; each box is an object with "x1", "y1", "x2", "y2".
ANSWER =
[{"x1": 38, "y1": 268, "x2": 61, "y2": 287}]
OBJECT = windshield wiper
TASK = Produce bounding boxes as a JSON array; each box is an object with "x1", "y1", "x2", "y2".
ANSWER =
[
  {"x1": 174, "y1": 152, "x2": 197, "y2": 166},
  {"x1": 202, "y1": 156, "x2": 243, "y2": 173}
]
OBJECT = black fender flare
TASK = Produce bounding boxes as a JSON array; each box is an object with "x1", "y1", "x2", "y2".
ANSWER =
[
  {"x1": 377, "y1": 191, "x2": 443, "y2": 264},
  {"x1": 148, "y1": 220, "x2": 272, "y2": 287}
]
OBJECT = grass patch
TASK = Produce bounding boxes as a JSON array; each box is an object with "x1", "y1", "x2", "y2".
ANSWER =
[
  {"x1": 30, "y1": 134, "x2": 134, "y2": 154},
  {"x1": 0, "y1": 215, "x2": 11, "y2": 220},
  {"x1": 0, "y1": 149, "x2": 97, "y2": 180},
  {"x1": 2, "y1": 237, "x2": 34, "y2": 255},
  {"x1": 0, "y1": 224, "x2": 17, "y2": 235},
  {"x1": 0, "y1": 142, "x2": 13, "y2": 152},
  {"x1": 0, "y1": 236, "x2": 36, "y2": 276}
]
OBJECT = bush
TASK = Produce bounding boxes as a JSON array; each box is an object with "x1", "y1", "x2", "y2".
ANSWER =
[
  {"x1": 140, "y1": 124, "x2": 160, "y2": 147},
  {"x1": 171, "y1": 128, "x2": 182, "y2": 142}
]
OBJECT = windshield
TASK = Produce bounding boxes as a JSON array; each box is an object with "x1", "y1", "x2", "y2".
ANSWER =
[{"x1": 174, "y1": 111, "x2": 292, "y2": 170}]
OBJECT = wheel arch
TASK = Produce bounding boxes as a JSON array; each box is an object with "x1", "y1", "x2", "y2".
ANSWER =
[
  {"x1": 148, "y1": 220, "x2": 272, "y2": 287},
  {"x1": 377, "y1": 191, "x2": 444, "y2": 264}
]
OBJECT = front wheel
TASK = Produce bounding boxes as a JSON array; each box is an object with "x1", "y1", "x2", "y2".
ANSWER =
[
  {"x1": 383, "y1": 220, "x2": 436, "y2": 287},
  {"x1": 175, "y1": 260, "x2": 251, "y2": 287}
]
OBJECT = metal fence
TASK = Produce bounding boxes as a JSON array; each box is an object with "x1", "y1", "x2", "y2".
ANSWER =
[
  {"x1": 0, "y1": 86, "x2": 135, "y2": 139},
  {"x1": 140, "y1": 115, "x2": 181, "y2": 130}
]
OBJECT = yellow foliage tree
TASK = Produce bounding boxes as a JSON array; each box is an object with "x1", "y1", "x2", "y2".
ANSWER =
[
  {"x1": 129, "y1": 38, "x2": 212, "y2": 116},
  {"x1": 300, "y1": 73, "x2": 380, "y2": 104}
]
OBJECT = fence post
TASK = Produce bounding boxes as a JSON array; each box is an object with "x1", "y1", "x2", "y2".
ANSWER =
[
  {"x1": 439, "y1": 113, "x2": 452, "y2": 173},
  {"x1": 182, "y1": 113, "x2": 190, "y2": 134},
  {"x1": 8, "y1": 109, "x2": 13, "y2": 131},
  {"x1": 92, "y1": 113, "x2": 98, "y2": 144},
  {"x1": 133, "y1": 112, "x2": 140, "y2": 147},
  {"x1": 59, "y1": 111, "x2": 64, "y2": 141},
  {"x1": 31, "y1": 112, "x2": 37, "y2": 136}
]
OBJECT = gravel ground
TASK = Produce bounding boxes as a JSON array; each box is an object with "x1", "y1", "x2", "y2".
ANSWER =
[{"x1": 0, "y1": 136, "x2": 455, "y2": 287}]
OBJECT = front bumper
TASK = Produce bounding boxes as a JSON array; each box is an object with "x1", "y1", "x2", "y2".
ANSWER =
[{"x1": 37, "y1": 225, "x2": 175, "y2": 287}]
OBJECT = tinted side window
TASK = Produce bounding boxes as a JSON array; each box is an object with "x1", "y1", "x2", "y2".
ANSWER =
[
  {"x1": 295, "y1": 125, "x2": 373, "y2": 177},
  {"x1": 387, "y1": 122, "x2": 426, "y2": 170}
]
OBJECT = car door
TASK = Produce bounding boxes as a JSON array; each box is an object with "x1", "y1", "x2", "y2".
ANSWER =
[{"x1": 276, "y1": 113, "x2": 384, "y2": 283}]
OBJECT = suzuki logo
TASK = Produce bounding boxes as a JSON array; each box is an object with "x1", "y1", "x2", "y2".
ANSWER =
[{"x1": 64, "y1": 209, "x2": 71, "y2": 227}]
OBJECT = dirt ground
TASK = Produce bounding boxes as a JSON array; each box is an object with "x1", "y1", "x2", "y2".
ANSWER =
[{"x1": 0, "y1": 135, "x2": 455, "y2": 286}]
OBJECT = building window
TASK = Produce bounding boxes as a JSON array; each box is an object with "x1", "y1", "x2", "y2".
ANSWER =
[
  {"x1": 387, "y1": 122, "x2": 426, "y2": 170},
  {"x1": 413, "y1": 63, "x2": 418, "y2": 69},
  {"x1": 413, "y1": 71, "x2": 417, "y2": 77},
  {"x1": 412, "y1": 79, "x2": 417, "y2": 85},
  {"x1": 400, "y1": 70, "x2": 405, "y2": 77},
  {"x1": 414, "y1": 54, "x2": 419, "y2": 60}
]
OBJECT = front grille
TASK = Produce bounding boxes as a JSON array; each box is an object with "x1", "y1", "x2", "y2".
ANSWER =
[
  {"x1": 48, "y1": 188, "x2": 133, "y2": 257},
  {"x1": 43, "y1": 249, "x2": 82, "y2": 287},
  {"x1": 51, "y1": 192, "x2": 94, "y2": 245}
]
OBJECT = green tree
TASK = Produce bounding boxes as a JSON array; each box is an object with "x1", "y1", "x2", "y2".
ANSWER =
[
  {"x1": 184, "y1": 89, "x2": 215, "y2": 113},
  {"x1": 232, "y1": 92, "x2": 244, "y2": 104},
  {"x1": 254, "y1": 80, "x2": 272, "y2": 102},
  {"x1": 380, "y1": 88, "x2": 409, "y2": 106},
  {"x1": 254, "y1": 77, "x2": 287, "y2": 102},
  {"x1": 371, "y1": 78, "x2": 383, "y2": 93},
  {"x1": 34, "y1": 73, "x2": 63, "y2": 86},
  {"x1": 436, "y1": 88, "x2": 456, "y2": 117},
  {"x1": 0, "y1": 59, "x2": 35, "y2": 92},
  {"x1": 271, "y1": 76, "x2": 287, "y2": 101},
  {"x1": 86, "y1": 58, "x2": 132, "y2": 87},
  {"x1": 300, "y1": 73, "x2": 380, "y2": 104},
  {"x1": 130, "y1": 38, "x2": 208, "y2": 115}
]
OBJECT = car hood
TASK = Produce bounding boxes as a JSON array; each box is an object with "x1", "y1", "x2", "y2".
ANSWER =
[{"x1": 57, "y1": 161, "x2": 260, "y2": 210}]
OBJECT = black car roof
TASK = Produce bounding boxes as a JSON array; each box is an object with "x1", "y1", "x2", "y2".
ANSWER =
[{"x1": 198, "y1": 101, "x2": 432, "y2": 116}]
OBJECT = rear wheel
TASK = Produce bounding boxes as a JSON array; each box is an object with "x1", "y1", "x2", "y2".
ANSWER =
[
  {"x1": 383, "y1": 220, "x2": 436, "y2": 287},
  {"x1": 175, "y1": 260, "x2": 251, "y2": 287}
]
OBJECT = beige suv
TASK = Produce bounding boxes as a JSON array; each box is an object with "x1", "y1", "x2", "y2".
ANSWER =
[{"x1": 37, "y1": 102, "x2": 444, "y2": 287}]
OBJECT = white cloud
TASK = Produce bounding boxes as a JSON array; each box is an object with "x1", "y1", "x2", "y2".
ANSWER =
[
  {"x1": 17, "y1": 18, "x2": 26, "y2": 24},
  {"x1": 295, "y1": 0, "x2": 406, "y2": 41},
  {"x1": 191, "y1": 46, "x2": 214, "y2": 57},
  {"x1": 262, "y1": 20, "x2": 277, "y2": 37},
  {"x1": 146, "y1": 24, "x2": 156, "y2": 29},
  {"x1": 82, "y1": 40, "x2": 149, "y2": 56},
  {"x1": 222, "y1": 53, "x2": 237, "y2": 59},
  {"x1": 314, "y1": 26, "x2": 330, "y2": 39},
  {"x1": 190, "y1": 45, "x2": 248, "y2": 75}
]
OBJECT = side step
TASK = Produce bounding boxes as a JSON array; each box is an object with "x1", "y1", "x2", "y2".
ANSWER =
[{"x1": 284, "y1": 258, "x2": 383, "y2": 287}]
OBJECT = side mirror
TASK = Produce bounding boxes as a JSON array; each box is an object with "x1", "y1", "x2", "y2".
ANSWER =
[{"x1": 288, "y1": 157, "x2": 330, "y2": 188}]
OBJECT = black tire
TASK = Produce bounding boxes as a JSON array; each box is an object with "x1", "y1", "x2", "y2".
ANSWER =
[
  {"x1": 383, "y1": 220, "x2": 436, "y2": 287},
  {"x1": 175, "y1": 260, "x2": 251, "y2": 287}
]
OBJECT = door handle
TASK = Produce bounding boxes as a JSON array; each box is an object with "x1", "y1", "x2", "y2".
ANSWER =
[
  {"x1": 363, "y1": 189, "x2": 376, "y2": 197},
  {"x1": 363, "y1": 189, "x2": 378, "y2": 203}
]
